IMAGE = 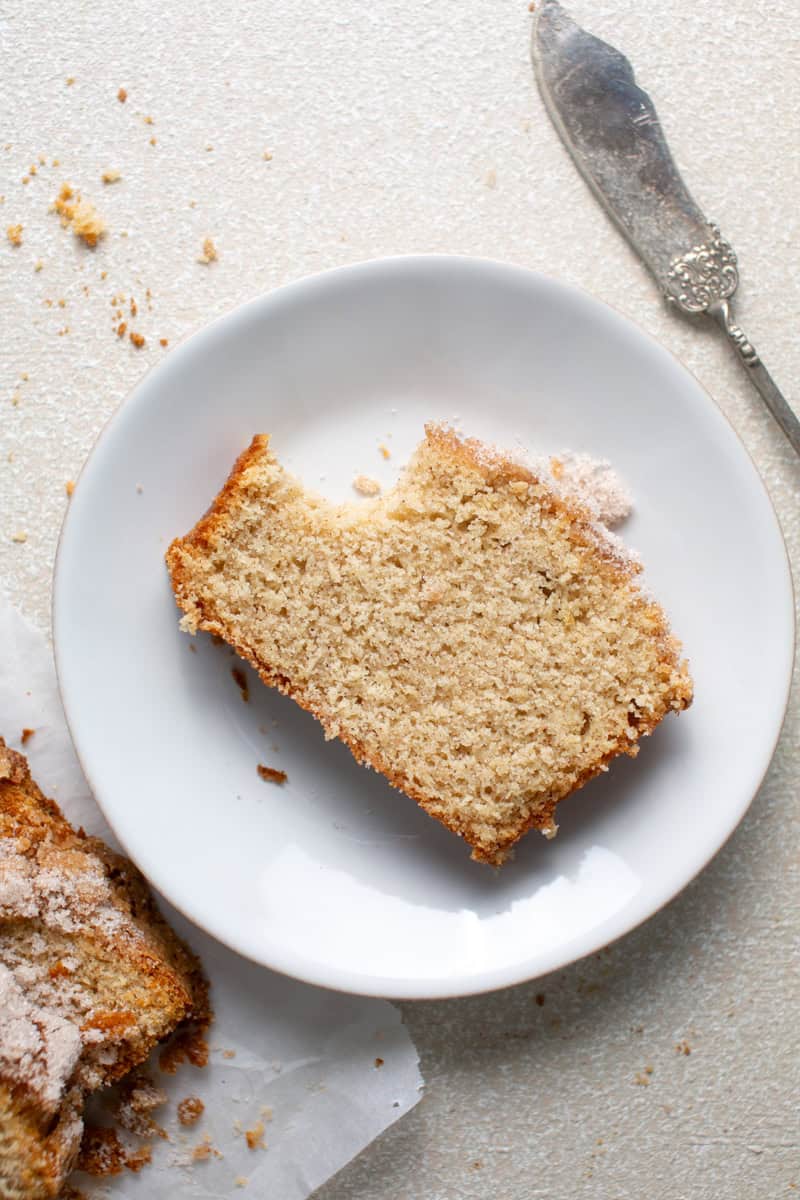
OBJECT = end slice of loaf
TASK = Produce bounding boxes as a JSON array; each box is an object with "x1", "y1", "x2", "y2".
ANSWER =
[
  {"x1": 0, "y1": 741, "x2": 209, "y2": 1200},
  {"x1": 166, "y1": 425, "x2": 692, "y2": 865}
]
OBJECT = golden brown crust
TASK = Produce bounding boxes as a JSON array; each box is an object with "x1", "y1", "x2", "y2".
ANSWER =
[
  {"x1": 172, "y1": 434, "x2": 270, "y2": 558},
  {"x1": 0, "y1": 740, "x2": 210, "y2": 1200},
  {"x1": 166, "y1": 428, "x2": 692, "y2": 865}
]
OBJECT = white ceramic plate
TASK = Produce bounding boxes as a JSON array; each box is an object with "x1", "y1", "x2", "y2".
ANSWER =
[{"x1": 54, "y1": 256, "x2": 794, "y2": 999}]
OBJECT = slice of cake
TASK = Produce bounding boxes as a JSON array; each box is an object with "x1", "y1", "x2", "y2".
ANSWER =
[
  {"x1": 0, "y1": 741, "x2": 208, "y2": 1200},
  {"x1": 166, "y1": 424, "x2": 692, "y2": 864}
]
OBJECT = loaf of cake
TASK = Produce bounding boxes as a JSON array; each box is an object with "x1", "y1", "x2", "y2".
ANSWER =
[
  {"x1": 166, "y1": 424, "x2": 692, "y2": 864},
  {"x1": 0, "y1": 741, "x2": 208, "y2": 1200}
]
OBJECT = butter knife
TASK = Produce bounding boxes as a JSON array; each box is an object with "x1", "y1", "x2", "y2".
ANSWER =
[{"x1": 531, "y1": 0, "x2": 800, "y2": 456}]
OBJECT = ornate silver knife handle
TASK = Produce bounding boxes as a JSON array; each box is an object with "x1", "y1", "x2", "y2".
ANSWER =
[
  {"x1": 667, "y1": 232, "x2": 800, "y2": 455},
  {"x1": 532, "y1": 1, "x2": 800, "y2": 458}
]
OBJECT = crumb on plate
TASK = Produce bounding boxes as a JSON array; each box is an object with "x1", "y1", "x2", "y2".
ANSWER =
[
  {"x1": 353, "y1": 474, "x2": 381, "y2": 497},
  {"x1": 257, "y1": 764, "x2": 287, "y2": 785}
]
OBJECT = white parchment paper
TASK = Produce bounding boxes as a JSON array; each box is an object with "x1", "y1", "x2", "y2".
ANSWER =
[{"x1": 0, "y1": 593, "x2": 422, "y2": 1198}]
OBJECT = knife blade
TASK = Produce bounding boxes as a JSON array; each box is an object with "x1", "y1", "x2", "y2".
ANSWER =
[{"x1": 531, "y1": 0, "x2": 800, "y2": 456}]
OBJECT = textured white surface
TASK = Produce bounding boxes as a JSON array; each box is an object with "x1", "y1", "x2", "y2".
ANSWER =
[{"x1": 1, "y1": 0, "x2": 798, "y2": 1196}]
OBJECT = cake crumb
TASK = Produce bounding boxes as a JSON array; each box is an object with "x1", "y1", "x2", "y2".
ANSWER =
[
  {"x1": 235, "y1": 1178, "x2": 248, "y2": 1188},
  {"x1": 101, "y1": 168, "x2": 121, "y2": 184},
  {"x1": 117, "y1": 87, "x2": 127, "y2": 102},
  {"x1": 117, "y1": 322, "x2": 127, "y2": 337},
  {"x1": 77, "y1": 1127, "x2": 127, "y2": 1176},
  {"x1": 191, "y1": 1135, "x2": 221, "y2": 1162},
  {"x1": 198, "y1": 236, "x2": 218, "y2": 264},
  {"x1": 675, "y1": 1040, "x2": 691, "y2": 1056},
  {"x1": 53, "y1": 183, "x2": 106, "y2": 247},
  {"x1": 378, "y1": 443, "x2": 391, "y2": 460},
  {"x1": 129, "y1": 331, "x2": 145, "y2": 348},
  {"x1": 177, "y1": 1096, "x2": 205, "y2": 1127},
  {"x1": 353, "y1": 474, "x2": 381, "y2": 497},
  {"x1": 149, "y1": 136, "x2": 157, "y2": 146},
  {"x1": 485, "y1": 168, "x2": 497, "y2": 189},
  {"x1": 6, "y1": 223, "x2": 22, "y2": 246},
  {"x1": 262, "y1": 150, "x2": 273, "y2": 161},
  {"x1": 113, "y1": 1073, "x2": 168, "y2": 1140},
  {"x1": 244, "y1": 1121, "x2": 265, "y2": 1151},
  {"x1": 534, "y1": 992, "x2": 545, "y2": 1006},
  {"x1": 35, "y1": 259, "x2": 44, "y2": 271},
  {"x1": 125, "y1": 1145, "x2": 153, "y2": 1173},
  {"x1": 374, "y1": 1057, "x2": 384, "y2": 1068},
  {"x1": 222, "y1": 1049, "x2": 236, "y2": 1059},
  {"x1": 20, "y1": 728, "x2": 35, "y2": 745},
  {"x1": 158, "y1": 1024, "x2": 210, "y2": 1074},
  {"x1": 231, "y1": 667, "x2": 249, "y2": 702},
  {"x1": 143, "y1": 115, "x2": 154, "y2": 125},
  {"x1": 11, "y1": 531, "x2": 28, "y2": 543},
  {"x1": 257, "y1": 764, "x2": 287, "y2": 785},
  {"x1": 159, "y1": 337, "x2": 169, "y2": 347}
]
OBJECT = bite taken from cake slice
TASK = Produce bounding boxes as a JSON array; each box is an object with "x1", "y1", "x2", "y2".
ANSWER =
[
  {"x1": 166, "y1": 424, "x2": 692, "y2": 865},
  {"x1": 0, "y1": 741, "x2": 209, "y2": 1200}
]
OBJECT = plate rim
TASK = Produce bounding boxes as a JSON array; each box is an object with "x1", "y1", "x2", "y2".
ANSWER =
[{"x1": 53, "y1": 253, "x2": 796, "y2": 999}]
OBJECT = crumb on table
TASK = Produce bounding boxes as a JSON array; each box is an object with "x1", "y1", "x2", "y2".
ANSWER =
[
  {"x1": 129, "y1": 331, "x2": 145, "y2": 348},
  {"x1": 378, "y1": 444, "x2": 391, "y2": 460},
  {"x1": 374, "y1": 1057, "x2": 384, "y2": 1068},
  {"x1": 101, "y1": 168, "x2": 121, "y2": 184},
  {"x1": 117, "y1": 86, "x2": 127, "y2": 102},
  {"x1": 198, "y1": 236, "x2": 218, "y2": 264},
  {"x1": 353, "y1": 474, "x2": 381, "y2": 497},
  {"x1": 6, "y1": 223, "x2": 22, "y2": 246},
  {"x1": 257, "y1": 764, "x2": 287, "y2": 785},
  {"x1": 20, "y1": 728, "x2": 35, "y2": 745},
  {"x1": 53, "y1": 183, "x2": 106, "y2": 247},
  {"x1": 11, "y1": 531, "x2": 28, "y2": 544}
]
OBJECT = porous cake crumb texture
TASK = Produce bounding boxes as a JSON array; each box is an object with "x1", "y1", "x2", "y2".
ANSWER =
[{"x1": 166, "y1": 425, "x2": 692, "y2": 864}]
